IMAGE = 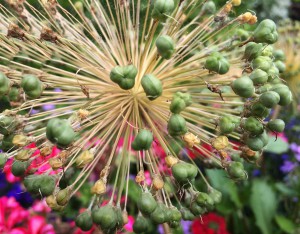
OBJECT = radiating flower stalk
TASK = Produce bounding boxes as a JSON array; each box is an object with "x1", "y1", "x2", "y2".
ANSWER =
[{"x1": 0, "y1": 0, "x2": 293, "y2": 233}]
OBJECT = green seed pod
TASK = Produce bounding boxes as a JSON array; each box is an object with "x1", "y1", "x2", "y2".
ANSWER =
[
  {"x1": 267, "y1": 65, "x2": 279, "y2": 82},
  {"x1": 202, "y1": 1, "x2": 216, "y2": 14},
  {"x1": 156, "y1": 35, "x2": 175, "y2": 60},
  {"x1": 0, "y1": 115, "x2": 17, "y2": 135},
  {"x1": 249, "y1": 69, "x2": 268, "y2": 85},
  {"x1": 261, "y1": 45, "x2": 274, "y2": 57},
  {"x1": 0, "y1": 153, "x2": 7, "y2": 169},
  {"x1": 170, "y1": 92, "x2": 192, "y2": 114},
  {"x1": 167, "y1": 114, "x2": 187, "y2": 136},
  {"x1": 152, "y1": 0, "x2": 175, "y2": 21},
  {"x1": 110, "y1": 65, "x2": 138, "y2": 90},
  {"x1": 8, "y1": 87, "x2": 20, "y2": 102},
  {"x1": 267, "y1": 119, "x2": 285, "y2": 133},
  {"x1": 205, "y1": 52, "x2": 230, "y2": 75},
  {"x1": 244, "y1": 42, "x2": 263, "y2": 61},
  {"x1": 0, "y1": 72, "x2": 10, "y2": 96},
  {"x1": 255, "y1": 83, "x2": 273, "y2": 94},
  {"x1": 171, "y1": 162, "x2": 188, "y2": 183},
  {"x1": 190, "y1": 201, "x2": 206, "y2": 216},
  {"x1": 253, "y1": 19, "x2": 278, "y2": 44},
  {"x1": 186, "y1": 163, "x2": 198, "y2": 180},
  {"x1": 227, "y1": 162, "x2": 247, "y2": 180},
  {"x1": 246, "y1": 136, "x2": 265, "y2": 151},
  {"x1": 243, "y1": 117, "x2": 264, "y2": 135},
  {"x1": 33, "y1": 175, "x2": 56, "y2": 197},
  {"x1": 133, "y1": 215, "x2": 151, "y2": 233},
  {"x1": 168, "y1": 207, "x2": 182, "y2": 221},
  {"x1": 231, "y1": 76, "x2": 254, "y2": 98},
  {"x1": 46, "y1": 118, "x2": 76, "y2": 148},
  {"x1": 141, "y1": 74, "x2": 162, "y2": 101},
  {"x1": 11, "y1": 160, "x2": 29, "y2": 177},
  {"x1": 271, "y1": 84, "x2": 292, "y2": 106},
  {"x1": 131, "y1": 129, "x2": 153, "y2": 151},
  {"x1": 92, "y1": 205, "x2": 117, "y2": 230},
  {"x1": 180, "y1": 207, "x2": 195, "y2": 221},
  {"x1": 137, "y1": 191, "x2": 158, "y2": 216},
  {"x1": 219, "y1": 116, "x2": 237, "y2": 135},
  {"x1": 1, "y1": 134, "x2": 15, "y2": 152},
  {"x1": 236, "y1": 29, "x2": 250, "y2": 42},
  {"x1": 252, "y1": 56, "x2": 273, "y2": 72},
  {"x1": 15, "y1": 149, "x2": 32, "y2": 161},
  {"x1": 150, "y1": 203, "x2": 167, "y2": 224},
  {"x1": 209, "y1": 189, "x2": 222, "y2": 204},
  {"x1": 274, "y1": 60, "x2": 286, "y2": 73},
  {"x1": 259, "y1": 130, "x2": 269, "y2": 146},
  {"x1": 115, "y1": 206, "x2": 124, "y2": 228},
  {"x1": 56, "y1": 187, "x2": 71, "y2": 206},
  {"x1": 75, "y1": 211, "x2": 93, "y2": 231},
  {"x1": 259, "y1": 91, "x2": 280, "y2": 108},
  {"x1": 169, "y1": 221, "x2": 180, "y2": 228},
  {"x1": 196, "y1": 192, "x2": 214, "y2": 210},
  {"x1": 273, "y1": 49, "x2": 285, "y2": 61},
  {"x1": 21, "y1": 74, "x2": 43, "y2": 99},
  {"x1": 24, "y1": 174, "x2": 39, "y2": 194}
]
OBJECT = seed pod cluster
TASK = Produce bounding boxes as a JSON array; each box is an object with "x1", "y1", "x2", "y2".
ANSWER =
[
  {"x1": 21, "y1": 74, "x2": 44, "y2": 99},
  {"x1": 110, "y1": 65, "x2": 138, "y2": 90},
  {"x1": 205, "y1": 52, "x2": 230, "y2": 75}
]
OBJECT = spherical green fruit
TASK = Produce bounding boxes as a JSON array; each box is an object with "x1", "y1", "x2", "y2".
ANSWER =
[
  {"x1": 110, "y1": 65, "x2": 137, "y2": 90},
  {"x1": 75, "y1": 211, "x2": 93, "y2": 231},
  {"x1": 271, "y1": 84, "x2": 292, "y2": 106},
  {"x1": 8, "y1": 87, "x2": 20, "y2": 102},
  {"x1": 253, "y1": 19, "x2": 278, "y2": 44},
  {"x1": 219, "y1": 116, "x2": 236, "y2": 134},
  {"x1": 275, "y1": 60, "x2": 286, "y2": 73},
  {"x1": 156, "y1": 35, "x2": 175, "y2": 60},
  {"x1": 249, "y1": 69, "x2": 268, "y2": 85},
  {"x1": 131, "y1": 129, "x2": 153, "y2": 151},
  {"x1": 267, "y1": 119, "x2": 285, "y2": 133},
  {"x1": 150, "y1": 203, "x2": 167, "y2": 224},
  {"x1": 231, "y1": 76, "x2": 254, "y2": 98},
  {"x1": 243, "y1": 117, "x2": 264, "y2": 135},
  {"x1": 267, "y1": 66, "x2": 279, "y2": 82},
  {"x1": 170, "y1": 92, "x2": 192, "y2": 114},
  {"x1": 167, "y1": 114, "x2": 187, "y2": 136},
  {"x1": 168, "y1": 207, "x2": 182, "y2": 221},
  {"x1": 252, "y1": 56, "x2": 273, "y2": 72},
  {"x1": 273, "y1": 49, "x2": 285, "y2": 61},
  {"x1": 133, "y1": 215, "x2": 150, "y2": 233},
  {"x1": 92, "y1": 205, "x2": 117, "y2": 230},
  {"x1": 259, "y1": 91, "x2": 280, "y2": 108},
  {"x1": 205, "y1": 52, "x2": 230, "y2": 75},
  {"x1": 250, "y1": 102, "x2": 271, "y2": 118},
  {"x1": 141, "y1": 74, "x2": 162, "y2": 100},
  {"x1": 56, "y1": 188, "x2": 70, "y2": 206},
  {"x1": 137, "y1": 191, "x2": 158, "y2": 215},
  {"x1": 152, "y1": 0, "x2": 175, "y2": 21},
  {"x1": 0, "y1": 72, "x2": 10, "y2": 96},
  {"x1": 171, "y1": 162, "x2": 189, "y2": 183},
  {"x1": 244, "y1": 42, "x2": 263, "y2": 61},
  {"x1": 227, "y1": 162, "x2": 246, "y2": 180},
  {"x1": 246, "y1": 136, "x2": 265, "y2": 151},
  {"x1": 186, "y1": 163, "x2": 198, "y2": 179},
  {"x1": 21, "y1": 74, "x2": 43, "y2": 98},
  {"x1": 11, "y1": 160, "x2": 29, "y2": 177}
]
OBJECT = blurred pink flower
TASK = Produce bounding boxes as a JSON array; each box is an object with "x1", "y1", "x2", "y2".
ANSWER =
[{"x1": 124, "y1": 215, "x2": 134, "y2": 232}]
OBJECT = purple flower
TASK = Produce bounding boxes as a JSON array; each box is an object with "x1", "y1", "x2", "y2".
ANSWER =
[
  {"x1": 280, "y1": 161, "x2": 297, "y2": 173},
  {"x1": 295, "y1": 154, "x2": 300, "y2": 162},
  {"x1": 252, "y1": 169, "x2": 261, "y2": 177},
  {"x1": 42, "y1": 104, "x2": 55, "y2": 111},
  {"x1": 290, "y1": 143, "x2": 298, "y2": 152},
  {"x1": 181, "y1": 220, "x2": 192, "y2": 234}
]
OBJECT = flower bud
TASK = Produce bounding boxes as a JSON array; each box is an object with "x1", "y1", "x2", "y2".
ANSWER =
[
  {"x1": 0, "y1": 72, "x2": 10, "y2": 96},
  {"x1": 250, "y1": 69, "x2": 268, "y2": 85},
  {"x1": 252, "y1": 56, "x2": 273, "y2": 72},
  {"x1": 170, "y1": 92, "x2": 192, "y2": 114},
  {"x1": 15, "y1": 149, "x2": 32, "y2": 161},
  {"x1": 205, "y1": 52, "x2": 230, "y2": 75},
  {"x1": 274, "y1": 60, "x2": 286, "y2": 73},
  {"x1": 56, "y1": 187, "x2": 71, "y2": 206},
  {"x1": 75, "y1": 150, "x2": 94, "y2": 168},
  {"x1": 21, "y1": 74, "x2": 44, "y2": 99},
  {"x1": 0, "y1": 153, "x2": 7, "y2": 169},
  {"x1": 244, "y1": 42, "x2": 263, "y2": 61},
  {"x1": 46, "y1": 118, "x2": 76, "y2": 148},
  {"x1": 156, "y1": 35, "x2": 175, "y2": 60},
  {"x1": 211, "y1": 136, "x2": 229, "y2": 150},
  {"x1": 75, "y1": 211, "x2": 93, "y2": 231},
  {"x1": 182, "y1": 132, "x2": 200, "y2": 148},
  {"x1": 151, "y1": 0, "x2": 175, "y2": 21},
  {"x1": 141, "y1": 74, "x2": 163, "y2": 100},
  {"x1": 49, "y1": 158, "x2": 63, "y2": 170},
  {"x1": 91, "y1": 179, "x2": 106, "y2": 195},
  {"x1": 12, "y1": 134, "x2": 29, "y2": 147},
  {"x1": 259, "y1": 91, "x2": 280, "y2": 108},
  {"x1": 165, "y1": 155, "x2": 179, "y2": 167},
  {"x1": 253, "y1": 19, "x2": 278, "y2": 44},
  {"x1": 167, "y1": 114, "x2": 187, "y2": 136},
  {"x1": 152, "y1": 175, "x2": 164, "y2": 190},
  {"x1": 110, "y1": 65, "x2": 137, "y2": 90},
  {"x1": 231, "y1": 76, "x2": 254, "y2": 98},
  {"x1": 131, "y1": 129, "x2": 153, "y2": 151},
  {"x1": 267, "y1": 119, "x2": 285, "y2": 133}
]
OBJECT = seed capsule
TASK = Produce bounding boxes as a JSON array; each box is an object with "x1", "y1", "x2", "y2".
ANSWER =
[
  {"x1": 231, "y1": 76, "x2": 254, "y2": 98},
  {"x1": 170, "y1": 92, "x2": 192, "y2": 114},
  {"x1": 92, "y1": 204, "x2": 117, "y2": 230},
  {"x1": 76, "y1": 150, "x2": 94, "y2": 168},
  {"x1": 267, "y1": 65, "x2": 279, "y2": 81},
  {"x1": 21, "y1": 74, "x2": 44, "y2": 99},
  {"x1": 253, "y1": 19, "x2": 278, "y2": 44},
  {"x1": 205, "y1": 52, "x2": 230, "y2": 75},
  {"x1": 219, "y1": 116, "x2": 238, "y2": 135},
  {"x1": 167, "y1": 114, "x2": 187, "y2": 136},
  {"x1": 12, "y1": 135, "x2": 29, "y2": 147},
  {"x1": 8, "y1": 87, "x2": 20, "y2": 102},
  {"x1": 152, "y1": 175, "x2": 164, "y2": 190},
  {"x1": 91, "y1": 179, "x2": 106, "y2": 195},
  {"x1": 267, "y1": 119, "x2": 285, "y2": 133},
  {"x1": 273, "y1": 49, "x2": 286, "y2": 61},
  {"x1": 182, "y1": 132, "x2": 200, "y2": 148},
  {"x1": 137, "y1": 191, "x2": 158, "y2": 215},
  {"x1": 141, "y1": 74, "x2": 162, "y2": 101},
  {"x1": 250, "y1": 102, "x2": 271, "y2": 118},
  {"x1": 156, "y1": 35, "x2": 175, "y2": 60},
  {"x1": 46, "y1": 195, "x2": 65, "y2": 211},
  {"x1": 275, "y1": 60, "x2": 286, "y2": 73},
  {"x1": 250, "y1": 69, "x2": 268, "y2": 85},
  {"x1": 12, "y1": 160, "x2": 29, "y2": 177},
  {"x1": 110, "y1": 65, "x2": 137, "y2": 90},
  {"x1": 202, "y1": 1, "x2": 216, "y2": 14},
  {"x1": 15, "y1": 149, "x2": 32, "y2": 161},
  {"x1": 180, "y1": 207, "x2": 195, "y2": 221},
  {"x1": 56, "y1": 187, "x2": 71, "y2": 206},
  {"x1": 209, "y1": 189, "x2": 222, "y2": 204},
  {"x1": 196, "y1": 192, "x2": 214, "y2": 210},
  {"x1": 1, "y1": 134, "x2": 15, "y2": 152},
  {"x1": 252, "y1": 56, "x2": 273, "y2": 72},
  {"x1": 271, "y1": 84, "x2": 292, "y2": 106},
  {"x1": 259, "y1": 91, "x2": 280, "y2": 108},
  {"x1": 131, "y1": 129, "x2": 153, "y2": 151},
  {"x1": 0, "y1": 153, "x2": 7, "y2": 169},
  {"x1": 133, "y1": 215, "x2": 151, "y2": 233},
  {"x1": 244, "y1": 42, "x2": 263, "y2": 61},
  {"x1": 211, "y1": 136, "x2": 229, "y2": 150},
  {"x1": 150, "y1": 203, "x2": 168, "y2": 224},
  {"x1": 190, "y1": 201, "x2": 206, "y2": 216},
  {"x1": 261, "y1": 45, "x2": 274, "y2": 57},
  {"x1": 227, "y1": 162, "x2": 247, "y2": 180},
  {"x1": 49, "y1": 158, "x2": 63, "y2": 170},
  {"x1": 151, "y1": 0, "x2": 175, "y2": 21},
  {"x1": 0, "y1": 72, "x2": 10, "y2": 96},
  {"x1": 0, "y1": 115, "x2": 17, "y2": 135},
  {"x1": 75, "y1": 211, "x2": 93, "y2": 231}
]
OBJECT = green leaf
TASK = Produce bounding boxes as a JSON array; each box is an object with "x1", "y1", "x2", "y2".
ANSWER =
[
  {"x1": 264, "y1": 135, "x2": 289, "y2": 154},
  {"x1": 250, "y1": 180, "x2": 277, "y2": 234},
  {"x1": 275, "y1": 215, "x2": 296, "y2": 234},
  {"x1": 275, "y1": 183, "x2": 297, "y2": 196},
  {"x1": 206, "y1": 169, "x2": 242, "y2": 208}
]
